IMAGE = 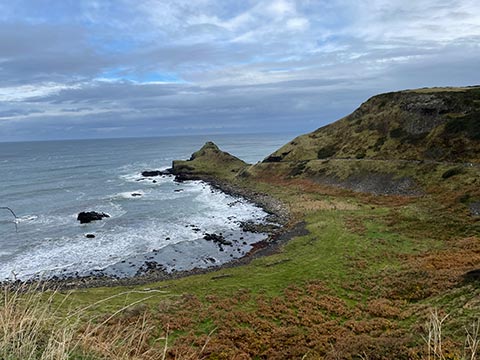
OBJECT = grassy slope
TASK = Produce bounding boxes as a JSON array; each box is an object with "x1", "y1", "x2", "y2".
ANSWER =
[
  {"x1": 262, "y1": 86, "x2": 480, "y2": 164},
  {"x1": 47, "y1": 87, "x2": 480, "y2": 359}
]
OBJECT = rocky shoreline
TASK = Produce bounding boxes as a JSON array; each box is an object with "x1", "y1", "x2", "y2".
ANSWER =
[{"x1": 2, "y1": 171, "x2": 296, "y2": 291}]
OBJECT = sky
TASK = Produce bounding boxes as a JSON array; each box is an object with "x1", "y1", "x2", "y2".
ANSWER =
[{"x1": 0, "y1": 0, "x2": 479, "y2": 142}]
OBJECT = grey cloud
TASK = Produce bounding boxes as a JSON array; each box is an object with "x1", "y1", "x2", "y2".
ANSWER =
[
  {"x1": 0, "y1": 0, "x2": 479, "y2": 142},
  {"x1": 0, "y1": 108, "x2": 44, "y2": 119},
  {"x1": 60, "y1": 107, "x2": 94, "y2": 113},
  {"x1": 0, "y1": 23, "x2": 110, "y2": 85}
]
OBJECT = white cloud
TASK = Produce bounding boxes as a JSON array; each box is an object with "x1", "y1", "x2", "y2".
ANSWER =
[
  {"x1": 265, "y1": 0, "x2": 295, "y2": 18},
  {"x1": 0, "y1": 83, "x2": 82, "y2": 102},
  {"x1": 346, "y1": 0, "x2": 480, "y2": 44},
  {"x1": 286, "y1": 17, "x2": 309, "y2": 31}
]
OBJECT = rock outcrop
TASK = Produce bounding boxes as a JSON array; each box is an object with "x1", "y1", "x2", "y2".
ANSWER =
[
  {"x1": 171, "y1": 141, "x2": 248, "y2": 181},
  {"x1": 141, "y1": 170, "x2": 171, "y2": 177}
]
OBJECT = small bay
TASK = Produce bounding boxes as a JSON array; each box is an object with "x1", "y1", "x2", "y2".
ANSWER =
[{"x1": 0, "y1": 133, "x2": 293, "y2": 280}]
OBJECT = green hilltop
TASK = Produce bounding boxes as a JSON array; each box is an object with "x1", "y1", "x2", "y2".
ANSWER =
[{"x1": 263, "y1": 86, "x2": 480, "y2": 164}]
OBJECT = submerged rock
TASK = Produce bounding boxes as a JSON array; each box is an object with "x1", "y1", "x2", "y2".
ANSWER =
[
  {"x1": 203, "y1": 233, "x2": 233, "y2": 246},
  {"x1": 77, "y1": 211, "x2": 110, "y2": 224}
]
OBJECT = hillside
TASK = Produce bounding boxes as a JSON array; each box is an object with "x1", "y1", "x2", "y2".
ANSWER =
[
  {"x1": 242, "y1": 87, "x2": 480, "y2": 198},
  {"x1": 262, "y1": 86, "x2": 480, "y2": 164}
]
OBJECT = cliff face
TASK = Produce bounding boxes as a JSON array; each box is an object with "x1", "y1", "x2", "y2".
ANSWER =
[{"x1": 262, "y1": 87, "x2": 480, "y2": 164}]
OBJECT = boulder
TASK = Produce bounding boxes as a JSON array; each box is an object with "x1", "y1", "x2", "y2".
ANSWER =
[{"x1": 77, "y1": 211, "x2": 110, "y2": 224}]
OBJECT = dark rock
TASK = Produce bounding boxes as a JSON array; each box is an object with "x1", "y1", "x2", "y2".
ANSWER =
[
  {"x1": 141, "y1": 169, "x2": 171, "y2": 177},
  {"x1": 174, "y1": 174, "x2": 189, "y2": 183},
  {"x1": 263, "y1": 155, "x2": 284, "y2": 163},
  {"x1": 203, "y1": 233, "x2": 232, "y2": 246},
  {"x1": 239, "y1": 220, "x2": 280, "y2": 234},
  {"x1": 136, "y1": 261, "x2": 166, "y2": 276},
  {"x1": 77, "y1": 211, "x2": 110, "y2": 224},
  {"x1": 85, "y1": 234, "x2": 95, "y2": 239}
]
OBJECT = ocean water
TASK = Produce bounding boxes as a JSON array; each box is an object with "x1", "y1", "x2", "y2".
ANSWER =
[{"x1": 0, "y1": 133, "x2": 294, "y2": 280}]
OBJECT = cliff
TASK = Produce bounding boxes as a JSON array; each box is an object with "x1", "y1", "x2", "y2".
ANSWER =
[
  {"x1": 242, "y1": 87, "x2": 480, "y2": 196},
  {"x1": 262, "y1": 86, "x2": 480, "y2": 164}
]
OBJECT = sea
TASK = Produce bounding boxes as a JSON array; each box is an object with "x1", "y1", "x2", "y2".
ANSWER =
[{"x1": 0, "y1": 133, "x2": 294, "y2": 281}]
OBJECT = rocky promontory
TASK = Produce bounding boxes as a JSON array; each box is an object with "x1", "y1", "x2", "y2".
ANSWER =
[{"x1": 171, "y1": 141, "x2": 248, "y2": 181}]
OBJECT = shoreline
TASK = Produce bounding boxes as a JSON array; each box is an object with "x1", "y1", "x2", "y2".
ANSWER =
[{"x1": 2, "y1": 175, "x2": 298, "y2": 291}]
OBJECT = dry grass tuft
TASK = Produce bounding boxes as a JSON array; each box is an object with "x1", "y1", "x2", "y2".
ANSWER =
[
  {"x1": 423, "y1": 308, "x2": 449, "y2": 360},
  {"x1": 0, "y1": 283, "x2": 214, "y2": 359},
  {"x1": 0, "y1": 283, "x2": 76, "y2": 360},
  {"x1": 422, "y1": 308, "x2": 480, "y2": 360},
  {"x1": 464, "y1": 319, "x2": 480, "y2": 360}
]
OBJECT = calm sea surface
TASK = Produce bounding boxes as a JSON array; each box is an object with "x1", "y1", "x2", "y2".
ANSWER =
[{"x1": 0, "y1": 133, "x2": 294, "y2": 280}]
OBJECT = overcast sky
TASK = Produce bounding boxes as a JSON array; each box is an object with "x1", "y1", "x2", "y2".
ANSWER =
[{"x1": 0, "y1": 0, "x2": 479, "y2": 142}]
